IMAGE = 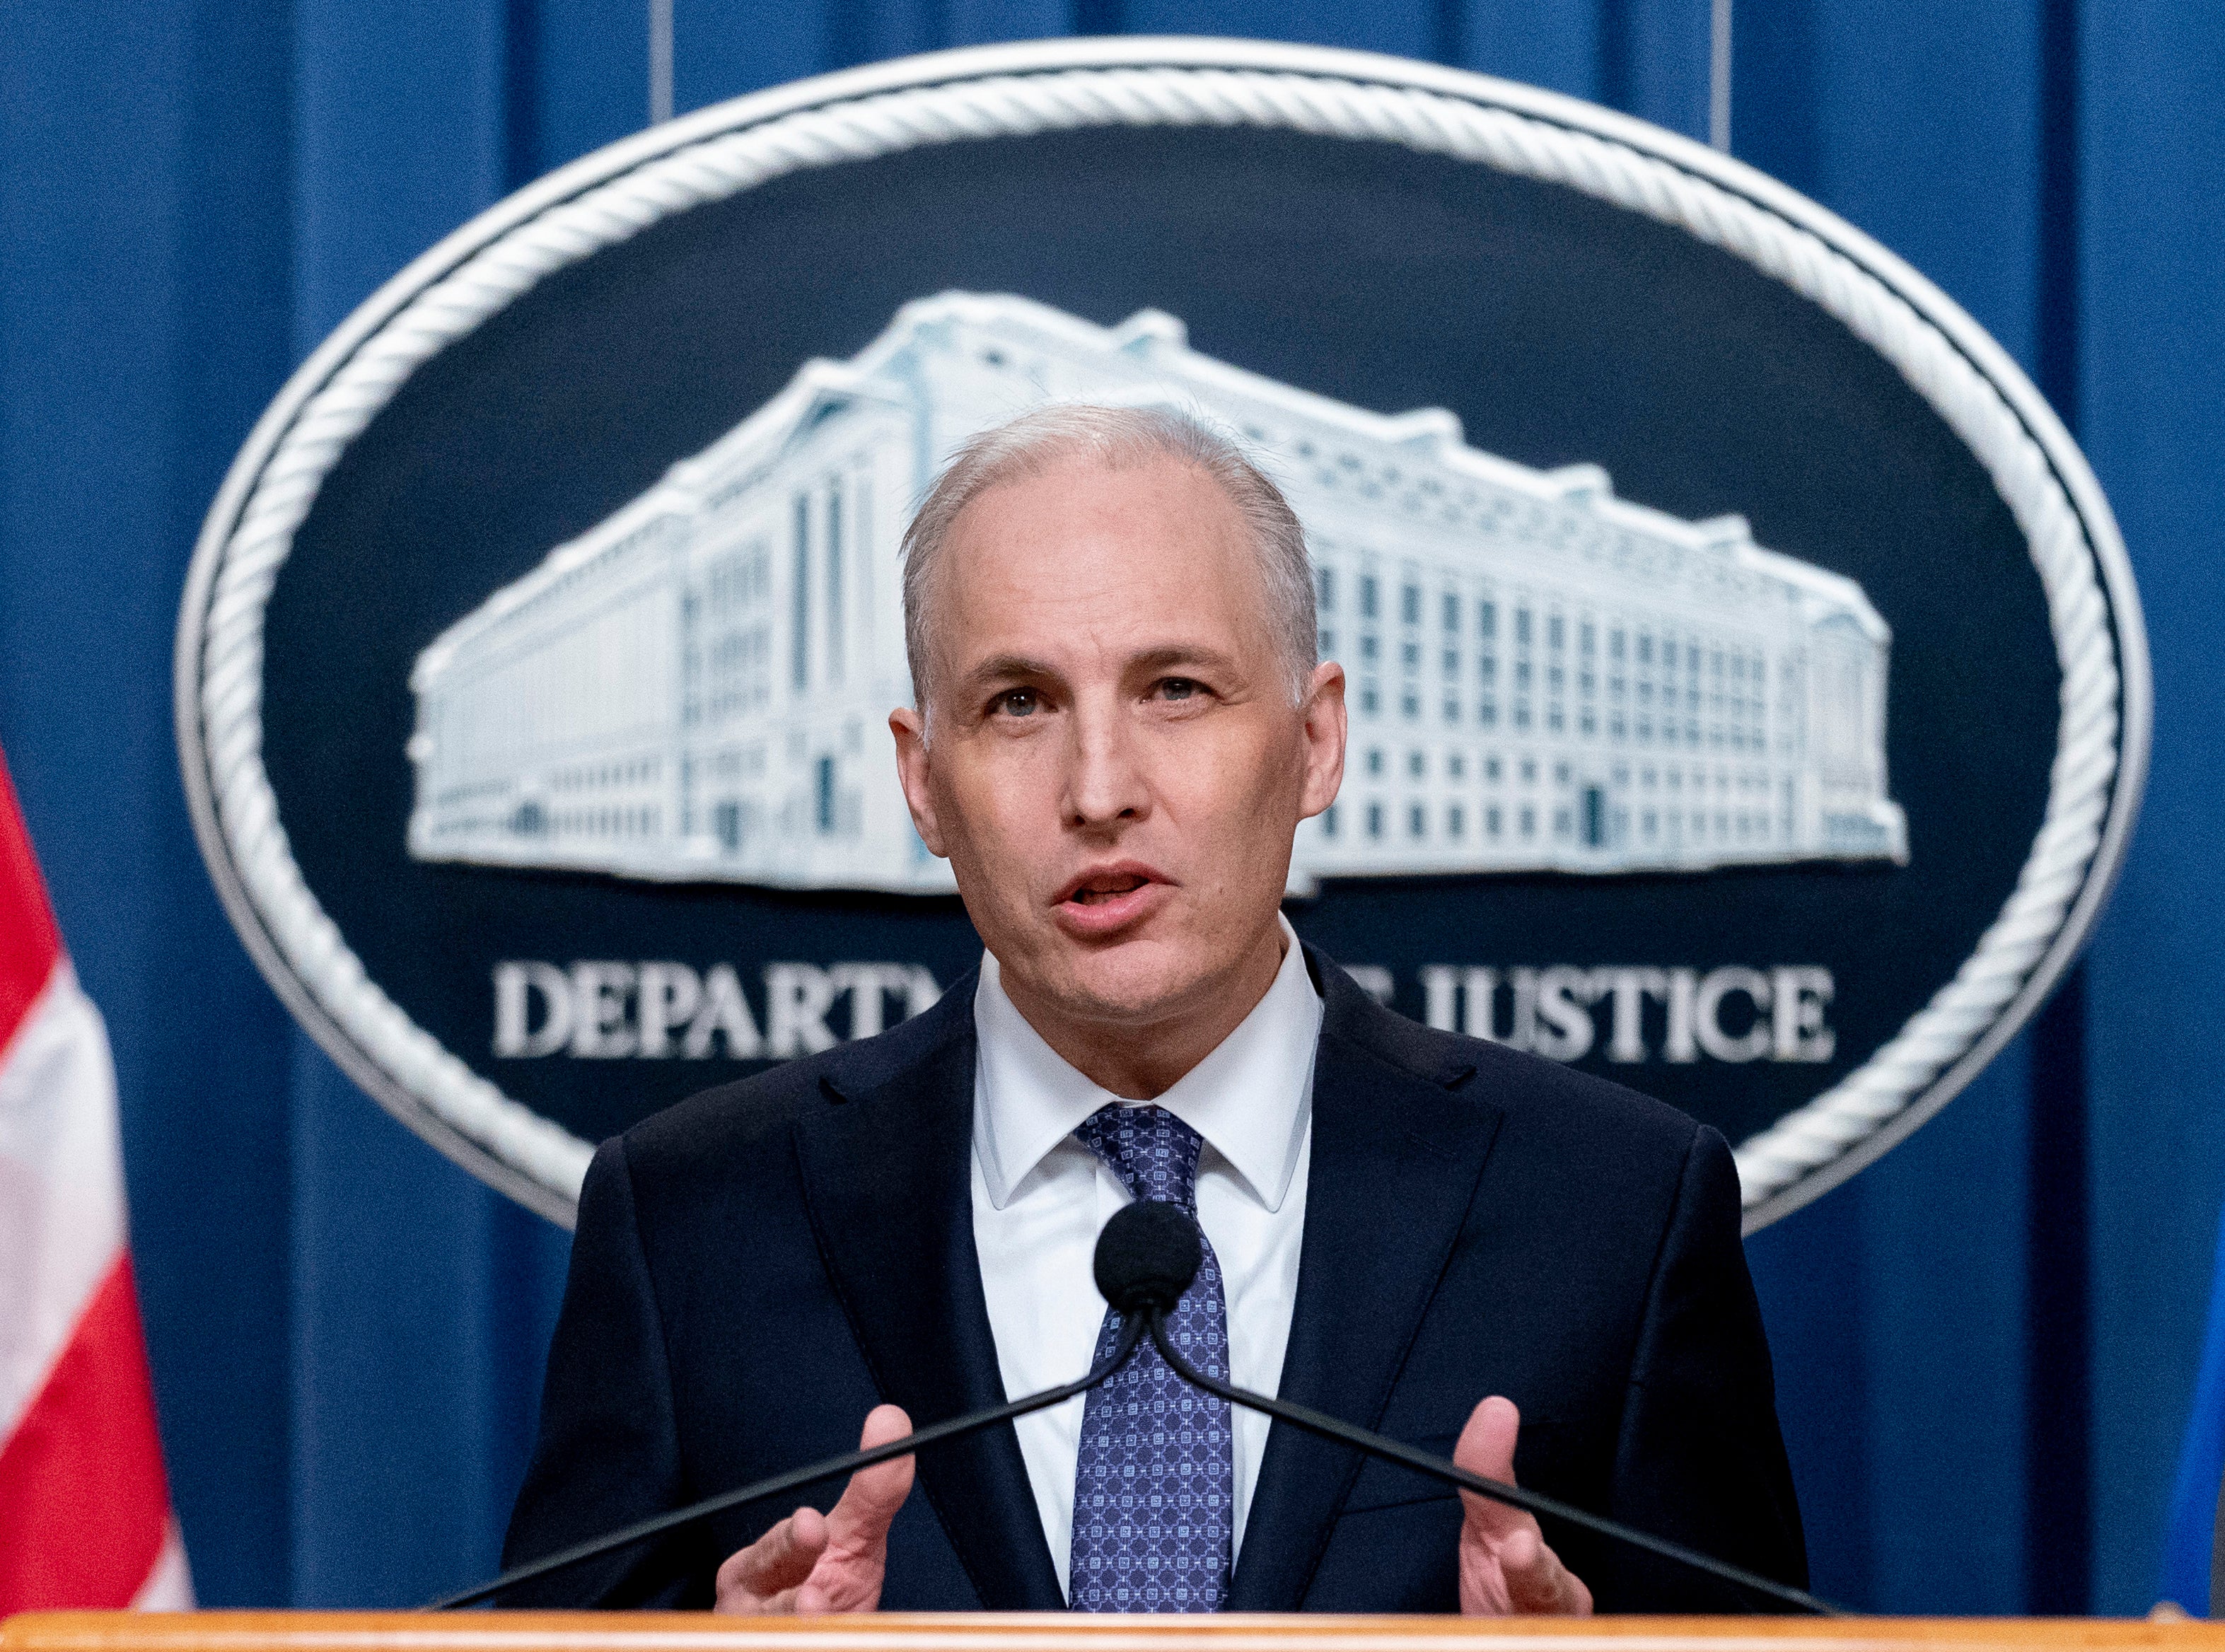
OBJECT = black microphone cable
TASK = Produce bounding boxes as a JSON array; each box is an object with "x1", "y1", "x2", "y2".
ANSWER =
[
  {"x1": 430, "y1": 1313, "x2": 1148, "y2": 1610},
  {"x1": 1107, "y1": 1201, "x2": 1840, "y2": 1619}
]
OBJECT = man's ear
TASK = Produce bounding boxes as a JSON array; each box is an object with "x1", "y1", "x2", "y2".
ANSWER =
[
  {"x1": 889, "y1": 705, "x2": 948, "y2": 858},
  {"x1": 1297, "y1": 661, "x2": 1347, "y2": 821}
]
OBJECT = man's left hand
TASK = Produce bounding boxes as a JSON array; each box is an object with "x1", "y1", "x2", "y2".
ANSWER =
[{"x1": 1453, "y1": 1395, "x2": 1594, "y2": 1616}]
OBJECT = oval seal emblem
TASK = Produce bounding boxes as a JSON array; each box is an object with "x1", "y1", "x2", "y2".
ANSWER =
[{"x1": 177, "y1": 37, "x2": 2149, "y2": 1229}]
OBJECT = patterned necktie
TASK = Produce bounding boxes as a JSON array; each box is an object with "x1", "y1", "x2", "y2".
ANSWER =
[{"x1": 1067, "y1": 1103, "x2": 1234, "y2": 1612}]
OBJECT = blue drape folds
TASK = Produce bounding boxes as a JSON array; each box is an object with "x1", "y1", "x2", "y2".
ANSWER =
[
  {"x1": 2161, "y1": 1204, "x2": 2225, "y2": 1612},
  {"x1": 1, "y1": 0, "x2": 2219, "y2": 1615}
]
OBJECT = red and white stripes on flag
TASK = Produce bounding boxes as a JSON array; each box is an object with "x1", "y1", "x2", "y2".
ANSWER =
[{"x1": 0, "y1": 751, "x2": 191, "y2": 1611}]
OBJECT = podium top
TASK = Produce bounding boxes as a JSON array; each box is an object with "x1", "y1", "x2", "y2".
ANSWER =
[{"x1": 6, "y1": 1617, "x2": 2225, "y2": 1652}]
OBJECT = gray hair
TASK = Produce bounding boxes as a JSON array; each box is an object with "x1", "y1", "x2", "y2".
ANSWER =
[{"x1": 900, "y1": 404, "x2": 1318, "y2": 712}]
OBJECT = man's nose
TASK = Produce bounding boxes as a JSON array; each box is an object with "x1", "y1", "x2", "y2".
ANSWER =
[{"x1": 1063, "y1": 697, "x2": 1150, "y2": 830}]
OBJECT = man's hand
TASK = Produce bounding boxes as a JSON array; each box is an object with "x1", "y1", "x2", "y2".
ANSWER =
[
  {"x1": 714, "y1": 1404, "x2": 917, "y2": 1614},
  {"x1": 1454, "y1": 1395, "x2": 1593, "y2": 1617}
]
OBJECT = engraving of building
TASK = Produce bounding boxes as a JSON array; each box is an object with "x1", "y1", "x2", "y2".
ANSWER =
[{"x1": 406, "y1": 291, "x2": 1906, "y2": 893}]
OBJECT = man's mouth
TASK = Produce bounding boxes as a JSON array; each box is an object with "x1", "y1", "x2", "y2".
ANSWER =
[
  {"x1": 1068, "y1": 873, "x2": 1149, "y2": 907},
  {"x1": 1053, "y1": 863, "x2": 1170, "y2": 920}
]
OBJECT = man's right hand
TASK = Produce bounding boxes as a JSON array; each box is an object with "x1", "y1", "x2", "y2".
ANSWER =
[{"x1": 714, "y1": 1404, "x2": 916, "y2": 1615}]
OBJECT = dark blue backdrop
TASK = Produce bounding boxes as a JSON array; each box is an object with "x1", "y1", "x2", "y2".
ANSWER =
[{"x1": 1, "y1": 0, "x2": 2218, "y2": 1617}]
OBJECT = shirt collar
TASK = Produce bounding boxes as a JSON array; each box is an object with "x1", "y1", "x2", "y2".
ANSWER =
[{"x1": 972, "y1": 918, "x2": 1322, "y2": 1214}]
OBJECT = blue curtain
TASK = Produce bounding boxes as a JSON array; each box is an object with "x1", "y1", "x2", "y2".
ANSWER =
[
  {"x1": 2, "y1": 0, "x2": 2220, "y2": 1615},
  {"x1": 2161, "y1": 1204, "x2": 2225, "y2": 1610}
]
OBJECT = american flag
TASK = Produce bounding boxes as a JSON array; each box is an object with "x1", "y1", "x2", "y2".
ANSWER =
[{"x1": 0, "y1": 747, "x2": 190, "y2": 1610}]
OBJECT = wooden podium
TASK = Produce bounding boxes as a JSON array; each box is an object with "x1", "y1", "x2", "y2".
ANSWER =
[{"x1": 8, "y1": 1617, "x2": 2225, "y2": 1652}]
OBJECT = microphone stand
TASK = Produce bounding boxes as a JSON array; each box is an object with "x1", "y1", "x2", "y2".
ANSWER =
[
  {"x1": 438, "y1": 1192, "x2": 1832, "y2": 1618},
  {"x1": 1144, "y1": 1308, "x2": 1841, "y2": 1618},
  {"x1": 429, "y1": 1315, "x2": 1148, "y2": 1610}
]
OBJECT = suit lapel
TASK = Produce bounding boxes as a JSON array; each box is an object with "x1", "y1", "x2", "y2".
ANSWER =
[
  {"x1": 791, "y1": 993, "x2": 1067, "y2": 1611},
  {"x1": 1227, "y1": 957, "x2": 1506, "y2": 1610}
]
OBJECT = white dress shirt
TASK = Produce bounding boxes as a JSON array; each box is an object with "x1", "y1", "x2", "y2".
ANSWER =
[{"x1": 970, "y1": 920, "x2": 1322, "y2": 1598}]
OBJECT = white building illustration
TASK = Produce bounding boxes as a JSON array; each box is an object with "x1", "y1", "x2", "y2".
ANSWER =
[{"x1": 406, "y1": 292, "x2": 1907, "y2": 894}]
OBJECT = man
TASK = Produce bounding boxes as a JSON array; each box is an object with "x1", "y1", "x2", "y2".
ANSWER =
[{"x1": 501, "y1": 405, "x2": 1805, "y2": 1615}]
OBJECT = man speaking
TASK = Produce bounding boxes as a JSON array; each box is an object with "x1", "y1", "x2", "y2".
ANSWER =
[{"x1": 501, "y1": 406, "x2": 1806, "y2": 1615}]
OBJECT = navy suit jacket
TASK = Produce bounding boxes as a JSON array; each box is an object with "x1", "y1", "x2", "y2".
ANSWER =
[{"x1": 501, "y1": 947, "x2": 1806, "y2": 1612}]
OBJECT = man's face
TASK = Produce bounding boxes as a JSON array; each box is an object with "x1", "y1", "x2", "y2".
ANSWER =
[{"x1": 890, "y1": 455, "x2": 1345, "y2": 1040}]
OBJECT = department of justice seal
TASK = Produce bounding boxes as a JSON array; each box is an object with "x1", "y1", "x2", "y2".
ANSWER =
[{"x1": 176, "y1": 37, "x2": 2149, "y2": 1228}]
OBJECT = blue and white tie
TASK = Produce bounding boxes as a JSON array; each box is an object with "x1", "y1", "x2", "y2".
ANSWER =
[{"x1": 1067, "y1": 1104, "x2": 1233, "y2": 1612}]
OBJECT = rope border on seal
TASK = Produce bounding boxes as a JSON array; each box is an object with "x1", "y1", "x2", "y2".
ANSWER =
[{"x1": 180, "y1": 52, "x2": 2134, "y2": 1227}]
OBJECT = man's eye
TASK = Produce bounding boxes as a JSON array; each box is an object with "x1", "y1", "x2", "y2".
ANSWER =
[
  {"x1": 1158, "y1": 678, "x2": 1200, "y2": 702},
  {"x1": 994, "y1": 689, "x2": 1041, "y2": 718}
]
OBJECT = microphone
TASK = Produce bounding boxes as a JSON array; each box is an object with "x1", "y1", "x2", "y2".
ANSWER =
[
  {"x1": 1094, "y1": 1194, "x2": 1202, "y2": 1314},
  {"x1": 429, "y1": 1304, "x2": 1151, "y2": 1608},
  {"x1": 1103, "y1": 1200, "x2": 1839, "y2": 1617}
]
